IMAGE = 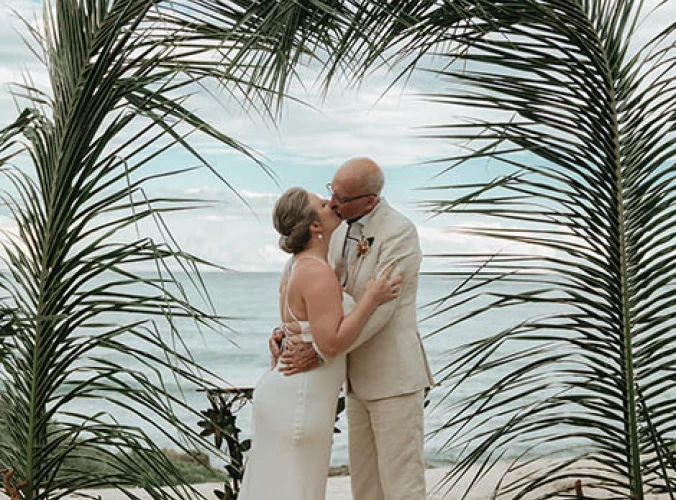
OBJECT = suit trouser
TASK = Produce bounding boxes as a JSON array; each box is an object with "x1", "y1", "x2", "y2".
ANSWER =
[{"x1": 347, "y1": 390, "x2": 426, "y2": 500}]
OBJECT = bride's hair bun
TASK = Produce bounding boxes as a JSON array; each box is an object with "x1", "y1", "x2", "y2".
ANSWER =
[{"x1": 273, "y1": 188, "x2": 319, "y2": 254}]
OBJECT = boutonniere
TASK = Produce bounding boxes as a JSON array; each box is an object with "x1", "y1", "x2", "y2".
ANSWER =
[{"x1": 356, "y1": 237, "x2": 374, "y2": 258}]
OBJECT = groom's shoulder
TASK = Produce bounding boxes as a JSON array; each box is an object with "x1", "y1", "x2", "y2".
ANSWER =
[{"x1": 379, "y1": 202, "x2": 416, "y2": 234}]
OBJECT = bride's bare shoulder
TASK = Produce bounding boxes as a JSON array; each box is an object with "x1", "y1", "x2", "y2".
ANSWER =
[{"x1": 294, "y1": 259, "x2": 339, "y2": 287}]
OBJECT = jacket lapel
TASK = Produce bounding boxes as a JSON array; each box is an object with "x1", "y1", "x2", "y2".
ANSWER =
[{"x1": 346, "y1": 200, "x2": 391, "y2": 293}]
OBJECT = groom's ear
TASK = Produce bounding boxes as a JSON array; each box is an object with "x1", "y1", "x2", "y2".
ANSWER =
[{"x1": 365, "y1": 195, "x2": 380, "y2": 212}]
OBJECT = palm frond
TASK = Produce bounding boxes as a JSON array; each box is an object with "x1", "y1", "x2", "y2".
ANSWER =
[
  {"x1": 415, "y1": 0, "x2": 675, "y2": 498},
  {"x1": 185, "y1": 0, "x2": 451, "y2": 111},
  {"x1": 0, "y1": 0, "x2": 274, "y2": 498}
]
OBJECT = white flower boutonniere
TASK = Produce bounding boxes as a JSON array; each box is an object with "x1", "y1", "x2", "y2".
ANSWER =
[{"x1": 356, "y1": 237, "x2": 374, "y2": 258}]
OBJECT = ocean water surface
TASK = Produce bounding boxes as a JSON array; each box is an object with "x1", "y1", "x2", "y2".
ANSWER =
[
  {"x1": 3, "y1": 270, "x2": 570, "y2": 467},
  {"x1": 107, "y1": 271, "x2": 562, "y2": 467}
]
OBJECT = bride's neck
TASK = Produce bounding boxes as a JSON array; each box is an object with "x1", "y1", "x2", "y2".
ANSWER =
[{"x1": 298, "y1": 237, "x2": 328, "y2": 261}]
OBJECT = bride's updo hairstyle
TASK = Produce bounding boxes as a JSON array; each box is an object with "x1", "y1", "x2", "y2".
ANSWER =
[{"x1": 273, "y1": 188, "x2": 319, "y2": 254}]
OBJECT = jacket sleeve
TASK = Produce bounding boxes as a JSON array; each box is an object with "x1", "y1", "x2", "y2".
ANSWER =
[{"x1": 345, "y1": 221, "x2": 421, "y2": 353}]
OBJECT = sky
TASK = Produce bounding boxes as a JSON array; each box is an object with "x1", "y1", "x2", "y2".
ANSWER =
[{"x1": 0, "y1": 0, "x2": 672, "y2": 272}]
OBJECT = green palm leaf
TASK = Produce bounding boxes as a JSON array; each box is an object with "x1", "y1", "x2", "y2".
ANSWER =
[
  {"x1": 197, "y1": 0, "x2": 452, "y2": 110},
  {"x1": 410, "y1": 0, "x2": 675, "y2": 498},
  {"x1": 0, "y1": 1, "x2": 275, "y2": 498}
]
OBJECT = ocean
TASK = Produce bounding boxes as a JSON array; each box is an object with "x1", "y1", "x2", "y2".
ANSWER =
[
  {"x1": 3, "y1": 271, "x2": 562, "y2": 467},
  {"x1": 127, "y1": 271, "x2": 554, "y2": 467}
]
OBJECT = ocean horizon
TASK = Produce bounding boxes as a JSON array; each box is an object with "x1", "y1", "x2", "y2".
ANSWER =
[
  {"x1": 1, "y1": 269, "x2": 570, "y2": 467},
  {"x1": 122, "y1": 270, "x2": 564, "y2": 466}
]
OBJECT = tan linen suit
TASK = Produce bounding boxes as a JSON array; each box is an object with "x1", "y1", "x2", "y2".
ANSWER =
[{"x1": 328, "y1": 199, "x2": 433, "y2": 500}]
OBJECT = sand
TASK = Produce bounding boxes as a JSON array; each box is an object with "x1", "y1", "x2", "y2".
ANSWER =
[
  {"x1": 1, "y1": 463, "x2": 668, "y2": 499},
  {"x1": 0, "y1": 465, "x2": 575, "y2": 500}
]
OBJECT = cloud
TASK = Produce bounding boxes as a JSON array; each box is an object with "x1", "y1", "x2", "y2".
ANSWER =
[
  {"x1": 634, "y1": 0, "x2": 675, "y2": 48},
  {"x1": 183, "y1": 187, "x2": 278, "y2": 202},
  {"x1": 0, "y1": 1, "x2": 41, "y2": 64},
  {"x1": 255, "y1": 244, "x2": 288, "y2": 267},
  {"x1": 0, "y1": 0, "x2": 669, "y2": 275},
  {"x1": 195, "y1": 214, "x2": 240, "y2": 222},
  {"x1": 0, "y1": 216, "x2": 24, "y2": 265},
  {"x1": 240, "y1": 189, "x2": 278, "y2": 200},
  {"x1": 417, "y1": 222, "x2": 563, "y2": 271},
  {"x1": 176, "y1": 65, "x2": 471, "y2": 170},
  {"x1": 0, "y1": 2, "x2": 49, "y2": 125},
  {"x1": 246, "y1": 84, "x2": 465, "y2": 168}
]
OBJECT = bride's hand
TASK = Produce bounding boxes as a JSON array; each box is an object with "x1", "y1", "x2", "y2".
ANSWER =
[{"x1": 365, "y1": 262, "x2": 402, "y2": 305}]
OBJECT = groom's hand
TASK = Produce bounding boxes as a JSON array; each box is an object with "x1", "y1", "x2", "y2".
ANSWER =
[
  {"x1": 268, "y1": 328, "x2": 285, "y2": 368},
  {"x1": 279, "y1": 337, "x2": 320, "y2": 376}
]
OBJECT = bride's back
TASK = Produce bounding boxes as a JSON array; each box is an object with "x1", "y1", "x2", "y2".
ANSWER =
[{"x1": 279, "y1": 256, "x2": 340, "y2": 328}]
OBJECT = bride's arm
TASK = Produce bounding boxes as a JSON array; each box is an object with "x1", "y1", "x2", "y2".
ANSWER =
[
  {"x1": 305, "y1": 264, "x2": 400, "y2": 357},
  {"x1": 279, "y1": 263, "x2": 400, "y2": 374},
  {"x1": 305, "y1": 268, "x2": 376, "y2": 357}
]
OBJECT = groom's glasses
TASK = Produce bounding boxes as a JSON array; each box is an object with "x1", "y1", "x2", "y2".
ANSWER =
[{"x1": 326, "y1": 183, "x2": 376, "y2": 205}]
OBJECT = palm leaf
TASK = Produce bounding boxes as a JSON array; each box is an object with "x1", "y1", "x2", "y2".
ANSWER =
[
  {"x1": 0, "y1": 0, "x2": 274, "y2": 498},
  {"x1": 192, "y1": 0, "x2": 457, "y2": 111},
  {"x1": 410, "y1": 0, "x2": 676, "y2": 498}
]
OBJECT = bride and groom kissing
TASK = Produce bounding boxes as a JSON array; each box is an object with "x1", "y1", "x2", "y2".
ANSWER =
[{"x1": 238, "y1": 157, "x2": 434, "y2": 500}]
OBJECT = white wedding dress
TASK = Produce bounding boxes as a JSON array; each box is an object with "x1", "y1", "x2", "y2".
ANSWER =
[{"x1": 238, "y1": 256, "x2": 355, "y2": 500}]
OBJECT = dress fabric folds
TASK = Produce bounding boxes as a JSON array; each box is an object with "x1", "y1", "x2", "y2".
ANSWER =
[{"x1": 238, "y1": 257, "x2": 354, "y2": 500}]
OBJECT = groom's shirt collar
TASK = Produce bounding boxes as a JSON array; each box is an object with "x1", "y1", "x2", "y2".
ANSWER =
[{"x1": 347, "y1": 198, "x2": 382, "y2": 228}]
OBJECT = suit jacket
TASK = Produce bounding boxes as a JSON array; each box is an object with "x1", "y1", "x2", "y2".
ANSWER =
[{"x1": 328, "y1": 199, "x2": 434, "y2": 400}]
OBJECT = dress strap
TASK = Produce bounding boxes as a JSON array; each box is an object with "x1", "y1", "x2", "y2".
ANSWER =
[
  {"x1": 283, "y1": 259, "x2": 300, "y2": 325},
  {"x1": 294, "y1": 255, "x2": 328, "y2": 265}
]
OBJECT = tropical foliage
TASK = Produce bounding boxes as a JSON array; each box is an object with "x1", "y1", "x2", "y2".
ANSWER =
[
  {"x1": 0, "y1": 1, "x2": 273, "y2": 499},
  {"x1": 1, "y1": 0, "x2": 674, "y2": 499},
  {"x1": 414, "y1": 2, "x2": 676, "y2": 499},
  {"x1": 221, "y1": 0, "x2": 676, "y2": 498}
]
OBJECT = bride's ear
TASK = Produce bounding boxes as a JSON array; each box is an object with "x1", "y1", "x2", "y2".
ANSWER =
[{"x1": 309, "y1": 221, "x2": 323, "y2": 238}]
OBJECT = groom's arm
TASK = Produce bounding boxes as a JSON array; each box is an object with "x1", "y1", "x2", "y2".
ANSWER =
[{"x1": 346, "y1": 222, "x2": 421, "y2": 352}]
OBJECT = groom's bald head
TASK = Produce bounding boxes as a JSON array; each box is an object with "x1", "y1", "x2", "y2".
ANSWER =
[
  {"x1": 335, "y1": 157, "x2": 384, "y2": 196},
  {"x1": 329, "y1": 157, "x2": 384, "y2": 220}
]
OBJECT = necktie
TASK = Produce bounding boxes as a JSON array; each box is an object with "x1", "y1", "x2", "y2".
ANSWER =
[{"x1": 341, "y1": 221, "x2": 362, "y2": 287}]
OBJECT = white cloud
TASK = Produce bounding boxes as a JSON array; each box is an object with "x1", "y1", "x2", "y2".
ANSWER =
[
  {"x1": 214, "y1": 80, "x2": 468, "y2": 169},
  {"x1": 0, "y1": 216, "x2": 23, "y2": 265},
  {"x1": 0, "y1": 1, "x2": 47, "y2": 78},
  {"x1": 183, "y1": 187, "x2": 278, "y2": 202},
  {"x1": 196, "y1": 214, "x2": 237, "y2": 222},
  {"x1": 240, "y1": 189, "x2": 278, "y2": 200},
  {"x1": 634, "y1": 0, "x2": 675, "y2": 48},
  {"x1": 255, "y1": 244, "x2": 288, "y2": 267},
  {"x1": 418, "y1": 226, "x2": 460, "y2": 245},
  {"x1": 417, "y1": 221, "x2": 566, "y2": 274}
]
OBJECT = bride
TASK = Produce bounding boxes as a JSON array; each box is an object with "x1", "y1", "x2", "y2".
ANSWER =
[{"x1": 238, "y1": 187, "x2": 402, "y2": 500}]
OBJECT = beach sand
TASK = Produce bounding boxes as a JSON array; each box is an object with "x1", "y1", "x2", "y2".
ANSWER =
[
  {"x1": 0, "y1": 468, "x2": 460, "y2": 500},
  {"x1": 1, "y1": 462, "x2": 667, "y2": 499},
  {"x1": 0, "y1": 464, "x2": 595, "y2": 500}
]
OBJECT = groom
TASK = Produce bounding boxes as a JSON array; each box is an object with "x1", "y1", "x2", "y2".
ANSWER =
[{"x1": 274, "y1": 157, "x2": 433, "y2": 500}]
